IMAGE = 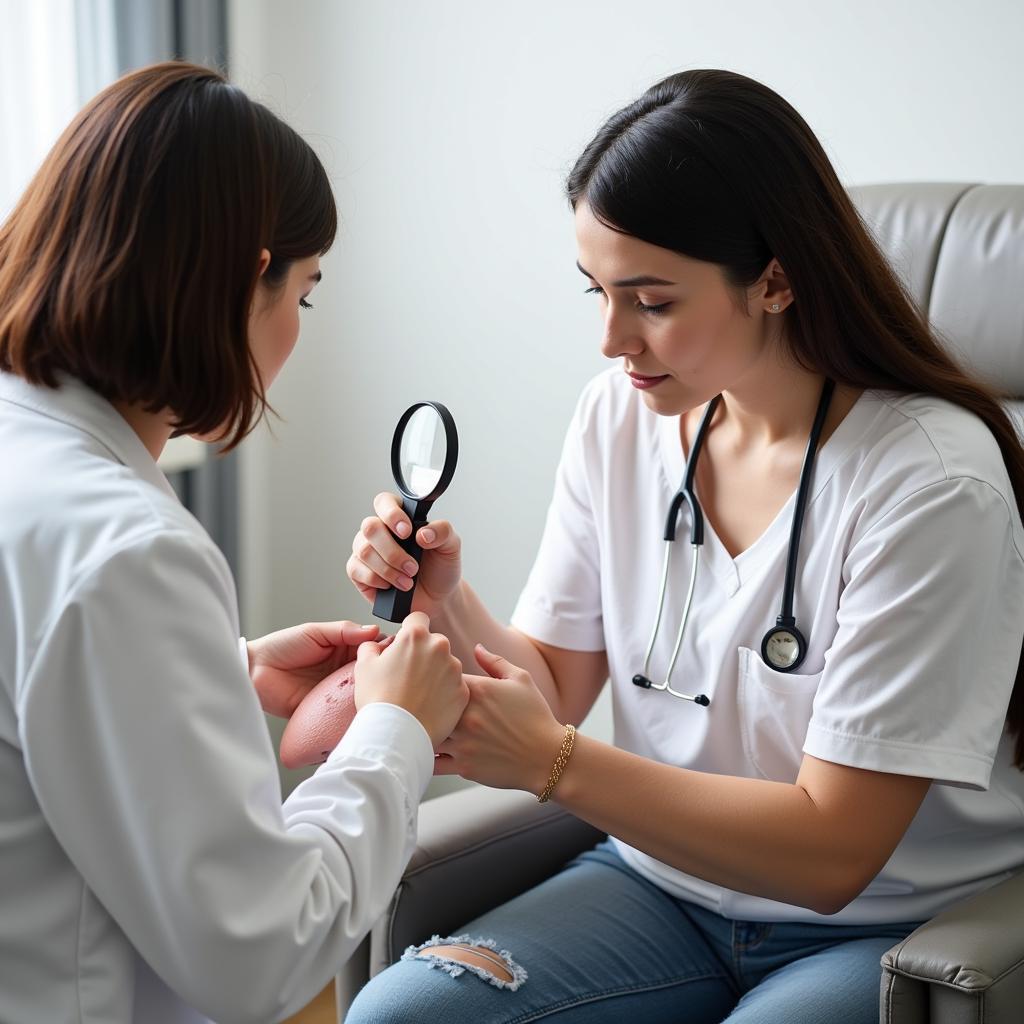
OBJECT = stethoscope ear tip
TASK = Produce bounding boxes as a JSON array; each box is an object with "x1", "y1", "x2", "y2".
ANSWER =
[
  {"x1": 694, "y1": 694, "x2": 711, "y2": 707},
  {"x1": 632, "y1": 673, "x2": 653, "y2": 689}
]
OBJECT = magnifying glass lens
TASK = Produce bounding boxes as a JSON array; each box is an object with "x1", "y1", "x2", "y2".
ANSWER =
[{"x1": 398, "y1": 406, "x2": 448, "y2": 499}]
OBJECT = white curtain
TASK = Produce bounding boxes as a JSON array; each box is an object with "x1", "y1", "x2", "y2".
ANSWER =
[{"x1": 0, "y1": 0, "x2": 116, "y2": 219}]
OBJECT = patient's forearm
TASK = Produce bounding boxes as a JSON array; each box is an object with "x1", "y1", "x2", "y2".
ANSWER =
[
  {"x1": 431, "y1": 581, "x2": 563, "y2": 719},
  {"x1": 556, "y1": 737, "x2": 865, "y2": 914}
]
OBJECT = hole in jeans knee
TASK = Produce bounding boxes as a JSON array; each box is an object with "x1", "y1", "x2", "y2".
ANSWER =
[
  {"x1": 400, "y1": 933, "x2": 528, "y2": 991},
  {"x1": 422, "y1": 945, "x2": 514, "y2": 982}
]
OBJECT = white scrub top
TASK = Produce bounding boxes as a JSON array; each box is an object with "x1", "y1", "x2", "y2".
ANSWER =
[
  {"x1": 0, "y1": 372, "x2": 435, "y2": 1023},
  {"x1": 512, "y1": 367, "x2": 1024, "y2": 925}
]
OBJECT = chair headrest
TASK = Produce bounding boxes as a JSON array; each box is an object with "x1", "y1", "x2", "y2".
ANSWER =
[{"x1": 851, "y1": 183, "x2": 1024, "y2": 397}]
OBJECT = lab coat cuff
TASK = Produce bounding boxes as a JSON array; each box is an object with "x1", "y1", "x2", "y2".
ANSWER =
[{"x1": 332, "y1": 702, "x2": 435, "y2": 802}]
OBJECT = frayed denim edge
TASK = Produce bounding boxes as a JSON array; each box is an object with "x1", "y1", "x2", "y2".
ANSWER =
[{"x1": 401, "y1": 933, "x2": 528, "y2": 991}]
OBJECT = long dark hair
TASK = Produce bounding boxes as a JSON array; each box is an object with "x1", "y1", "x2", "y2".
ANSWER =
[
  {"x1": 0, "y1": 61, "x2": 336, "y2": 450},
  {"x1": 567, "y1": 68, "x2": 1024, "y2": 768}
]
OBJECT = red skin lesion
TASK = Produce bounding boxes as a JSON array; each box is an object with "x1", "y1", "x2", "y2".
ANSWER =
[{"x1": 279, "y1": 660, "x2": 358, "y2": 769}]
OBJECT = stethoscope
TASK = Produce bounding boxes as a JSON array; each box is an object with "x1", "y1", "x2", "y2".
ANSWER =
[{"x1": 632, "y1": 378, "x2": 835, "y2": 705}]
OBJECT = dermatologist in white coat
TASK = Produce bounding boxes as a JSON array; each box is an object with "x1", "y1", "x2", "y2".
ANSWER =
[{"x1": 0, "y1": 62, "x2": 468, "y2": 1023}]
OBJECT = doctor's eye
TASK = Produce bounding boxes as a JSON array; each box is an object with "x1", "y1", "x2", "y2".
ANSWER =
[
  {"x1": 584, "y1": 285, "x2": 605, "y2": 297},
  {"x1": 636, "y1": 299, "x2": 672, "y2": 316},
  {"x1": 299, "y1": 298, "x2": 314, "y2": 310}
]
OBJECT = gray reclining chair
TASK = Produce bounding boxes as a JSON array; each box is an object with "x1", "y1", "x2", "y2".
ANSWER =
[{"x1": 336, "y1": 182, "x2": 1024, "y2": 1023}]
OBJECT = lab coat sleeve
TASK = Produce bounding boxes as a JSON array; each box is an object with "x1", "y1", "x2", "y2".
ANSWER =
[
  {"x1": 511, "y1": 383, "x2": 606, "y2": 650},
  {"x1": 17, "y1": 528, "x2": 434, "y2": 1024},
  {"x1": 804, "y1": 476, "x2": 1024, "y2": 789}
]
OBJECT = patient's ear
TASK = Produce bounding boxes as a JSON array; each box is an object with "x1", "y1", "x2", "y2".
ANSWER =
[{"x1": 752, "y1": 257, "x2": 794, "y2": 314}]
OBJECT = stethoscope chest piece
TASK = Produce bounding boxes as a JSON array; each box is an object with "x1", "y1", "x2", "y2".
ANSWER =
[{"x1": 760, "y1": 620, "x2": 807, "y2": 672}]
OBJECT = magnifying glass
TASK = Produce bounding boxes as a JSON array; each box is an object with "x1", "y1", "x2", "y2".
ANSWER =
[{"x1": 372, "y1": 401, "x2": 459, "y2": 623}]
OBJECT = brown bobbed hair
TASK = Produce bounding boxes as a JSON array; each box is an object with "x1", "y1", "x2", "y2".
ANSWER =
[
  {"x1": 568, "y1": 69, "x2": 1024, "y2": 768},
  {"x1": 0, "y1": 60, "x2": 337, "y2": 450}
]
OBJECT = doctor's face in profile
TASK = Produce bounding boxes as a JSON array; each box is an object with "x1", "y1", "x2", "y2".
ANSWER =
[
  {"x1": 249, "y1": 254, "x2": 322, "y2": 391},
  {"x1": 574, "y1": 201, "x2": 781, "y2": 416}
]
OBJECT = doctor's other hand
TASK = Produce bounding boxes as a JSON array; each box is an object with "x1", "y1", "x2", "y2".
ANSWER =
[
  {"x1": 346, "y1": 491, "x2": 463, "y2": 615},
  {"x1": 435, "y1": 644, "x2": 566, "y2": 796},
  {"x1": 247, "y1": 621, "x2": 380, "y2": 718},
  {"x1": 354, "y1": 611, "x2": 469, "y2": 747}
]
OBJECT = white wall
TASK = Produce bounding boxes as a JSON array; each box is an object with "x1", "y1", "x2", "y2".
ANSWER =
[{"x1": 229, "y1": 0, "x2": 1024, "y2": 789}]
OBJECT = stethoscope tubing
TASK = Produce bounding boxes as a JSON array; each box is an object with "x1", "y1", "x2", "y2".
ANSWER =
[
  {"x1": 635, "y1": 379, "x2": 835, "y2": 702},
  {"x1": 778, "y1": 379, "x2": 835, "y2": 624},
  {"x1": 639, "y1": 541, "x2": 701, "y2": 700}
]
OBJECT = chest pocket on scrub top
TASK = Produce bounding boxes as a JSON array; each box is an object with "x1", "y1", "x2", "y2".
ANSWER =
[{"x1": 737, "y1": 646, "x2": 823, "y2": 782}]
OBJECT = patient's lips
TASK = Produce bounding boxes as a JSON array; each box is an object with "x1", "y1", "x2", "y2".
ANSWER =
[{"x1": 279, "y1": 659, "x2": 358, "y2": 769}]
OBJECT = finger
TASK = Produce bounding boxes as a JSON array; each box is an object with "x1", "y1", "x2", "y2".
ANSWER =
[
  {"x1": 397, "y1": 610, "x2": 431, "y2": 639},
  {"x1": 356, "y1": 639, "x2": 382, "y2": 663},
  {"x1": 354, "y1": 524, "x2": 418, "y2": 587},
  {"x1": 376, "y1": 634, "x2": 396, "y2": 651},
  {"x1": 434, "y1": 736, "x2": 456, "y2": 757},
  {"x1": 415, "y1": 519, "x2": 459, "y2": 552},
  {"x1": 373, "y1": 492, "x2": 412, "y2": 540},
  {"x1": 346, "y1": 555, "x2": 395, "y2": 596},
  {"x1": 473, "y1": 643, "x2": 520, "y2": 680},
  {"x1": 337, "y1": 621, "x2": 380, "y2": 646}
]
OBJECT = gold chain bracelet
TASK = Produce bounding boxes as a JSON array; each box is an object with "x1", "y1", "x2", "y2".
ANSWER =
[{"x1": 538, "y1": 723, "x2": 576, "y2": 803}]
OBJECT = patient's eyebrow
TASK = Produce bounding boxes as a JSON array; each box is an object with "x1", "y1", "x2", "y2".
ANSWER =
[{"x1": 576, "y1": 261, "x2": 675, "y2": 288}]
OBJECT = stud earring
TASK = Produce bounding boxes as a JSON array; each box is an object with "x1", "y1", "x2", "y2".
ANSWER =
[{"x1": 769, "y1": 303, "x2": 781, "y2": 312}]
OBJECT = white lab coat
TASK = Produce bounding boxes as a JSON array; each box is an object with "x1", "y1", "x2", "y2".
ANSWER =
[{"x1": 0, "y1": 371, "x2": 434, "y2": 1023}]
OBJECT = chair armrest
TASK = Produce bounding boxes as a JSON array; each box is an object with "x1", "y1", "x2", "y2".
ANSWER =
[
  {"x1": 881, "y1": 871, "x2": 1024, "y2": 1024},
  {"x1": 370, "y1": 783, "x2": 605, "y2": 975}
]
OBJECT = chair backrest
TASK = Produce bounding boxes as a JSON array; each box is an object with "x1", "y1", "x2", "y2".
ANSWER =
[{"x1": 850, "y1": 183, "x2": 1024, "y2": 430}]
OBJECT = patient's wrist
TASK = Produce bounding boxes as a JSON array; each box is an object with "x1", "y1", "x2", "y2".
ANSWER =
[{"x1": 424, "y1": 580, "x2": 467, "y2": 636}]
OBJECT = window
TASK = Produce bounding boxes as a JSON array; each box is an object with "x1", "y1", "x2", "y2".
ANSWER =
[{"x1": 0, "y1": 0, "x2": 116, "y2": 219}]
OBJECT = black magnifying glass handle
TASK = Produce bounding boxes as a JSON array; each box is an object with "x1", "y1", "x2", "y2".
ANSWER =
[{"x1": 373, "y1": 494, "x2": 433, "y2": 622}]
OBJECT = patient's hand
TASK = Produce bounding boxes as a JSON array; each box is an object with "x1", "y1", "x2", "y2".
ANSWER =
[
  {"x1": 434, "y1": 645, "x2": 564, "y2": 795},
  {"x1": 347, "y1": 491, "x2": 463, "y2": 616}
]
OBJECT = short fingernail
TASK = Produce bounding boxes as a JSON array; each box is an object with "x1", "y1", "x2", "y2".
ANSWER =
[
  {"x1": 403, "y1": 560, "x2": 418, "y2": 576},
  {"x1": 421, "y1": 528, "x2": 436, "y2": 543},
  {"x1": 395, "y1": 521, "x2": 410, "y2": 538},
  {"x1": 397, "y1": 575, "x2": 414, "y2": 590}
]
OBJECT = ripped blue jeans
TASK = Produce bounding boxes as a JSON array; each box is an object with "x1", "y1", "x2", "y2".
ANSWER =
[{"x1": 344, "y1": 839, "x2": 923, "y2": 1024}]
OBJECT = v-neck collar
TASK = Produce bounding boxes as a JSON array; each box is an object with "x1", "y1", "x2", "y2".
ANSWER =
[{"x1": 655, "y1": 390, "x2": 883, "y2": 594}]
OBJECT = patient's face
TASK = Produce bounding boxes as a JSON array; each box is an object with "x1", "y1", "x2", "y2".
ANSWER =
[
  {"x1": 249, "y1": 254, "x2": 322, "y2": 391},
  {"x1": 574, "y1": 202, "x2": 778, "y2": 417}
]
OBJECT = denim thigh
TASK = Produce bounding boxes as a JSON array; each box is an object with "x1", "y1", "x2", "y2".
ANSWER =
[
  {"x1": 345, "y1": 838, "x2": 923, "y2": 1024},
  {"x1": 344, "y1": 840, "x2": 737, "y2": 1024},
  {"x1": 715, "y1": 913, "x2": 922, "y2": 1024}
]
